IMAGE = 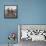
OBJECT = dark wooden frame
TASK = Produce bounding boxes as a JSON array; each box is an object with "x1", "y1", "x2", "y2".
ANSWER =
[{"x1": 4, "y1": 5, "x2": 18, "y2": 19}]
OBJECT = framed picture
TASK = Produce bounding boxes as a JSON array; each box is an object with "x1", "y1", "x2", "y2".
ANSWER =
[
  {"x1": 4, "y1": 5, "x2": 18, "y2": 19},
  {"x1": 18, "y1": 24, "x2": 46, "y2": 42}
]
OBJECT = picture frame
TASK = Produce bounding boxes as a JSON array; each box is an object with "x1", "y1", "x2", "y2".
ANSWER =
[
  {"x1": 4, "y1": 5, "x2": 18, "y2": 19},
  {"x1": 18, "y1": 24, "x2": 46, "y2": 42}
]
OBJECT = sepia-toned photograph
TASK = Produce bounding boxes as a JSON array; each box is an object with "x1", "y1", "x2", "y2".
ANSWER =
[{"x1": 4, "y1": 5, "x2": 17, "y2": 18}]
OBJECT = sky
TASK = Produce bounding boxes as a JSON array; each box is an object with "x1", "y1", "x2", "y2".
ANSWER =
[{"x1": 5, "y1": 6, "x2": 17, "y2": 10}]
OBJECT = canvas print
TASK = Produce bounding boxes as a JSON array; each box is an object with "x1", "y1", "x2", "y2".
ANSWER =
[
  {"x1": 18, "y1": 25, "x2": 46, "y2": 41},
  {"x1": 4, "y1": 5, "x2": 17, "y2": 18}
]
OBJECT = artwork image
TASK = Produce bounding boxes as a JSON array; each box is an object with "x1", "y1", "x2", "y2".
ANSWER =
[
  {"x1": 4, "y1": 5, "x2": 17, "y2": 18},
  {"x1": 18, "y1": 25, "x2": 46, "y2": 41}
]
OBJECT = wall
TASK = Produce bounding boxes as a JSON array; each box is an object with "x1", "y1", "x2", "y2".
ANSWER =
[
  {"x1": 0, "y1": 0, "x2": 18, "y2": 44},
  {"x1": 18, "y1": 0, "x2": 46, "y2": 24},
  {"x1": 0, "y1": 0, "x2": 46, "y2": 44}
]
